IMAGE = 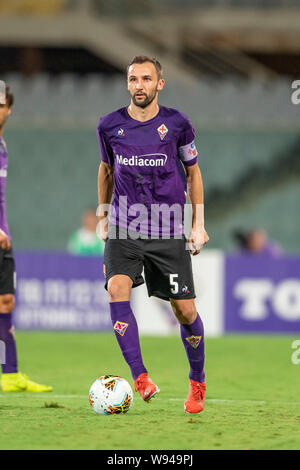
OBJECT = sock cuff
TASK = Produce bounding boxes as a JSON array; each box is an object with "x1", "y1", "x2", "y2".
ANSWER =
[
  {"x1": 191, "y1": 312, "x2": 202, "y2": 326},
  {"x1": 109, "y1": 301, "x2": 131, "y2": 306},
  {"x1": 109, "y1": 301, "x2": 133, "y2": 321},
  {"x1": 180, "y1": 314, "x2": 204, "y2": 339},
  {"x1": 180, "y1": 313, "x2": 202, "y2": 328}
]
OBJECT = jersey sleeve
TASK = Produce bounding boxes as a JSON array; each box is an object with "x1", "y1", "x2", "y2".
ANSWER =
[
  {"x1": 97, "y1": 120, "x2": 114, "y2": 167},
  {"x1": 177, "y1": 117, "x2": 198, "y2": 167}
]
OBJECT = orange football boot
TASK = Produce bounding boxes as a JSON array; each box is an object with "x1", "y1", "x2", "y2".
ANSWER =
[
  {"x1": 134, "y1": 373, "x2": 160, "y2": 402},
  {"x1": 184, "y1": 379, "x2": 206, "y2": 413}
]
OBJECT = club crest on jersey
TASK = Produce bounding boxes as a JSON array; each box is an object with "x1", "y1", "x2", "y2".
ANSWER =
[
  {"x1": 185, "y1": 335, "x2": 202, "y2": 349},
  {"x1": 113, "y1": 321, "x2": 129, "y2": 336},
  {"x1": 157, "y1": 124, "x2": 168, "y2": 140}
]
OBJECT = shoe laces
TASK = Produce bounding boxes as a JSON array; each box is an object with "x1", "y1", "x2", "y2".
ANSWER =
[
  {"x1": 134, "y1": 373, "x2": 148, "y2": 391},
  {"x1": 191, "y1": 382, "x2": 205, "y2": 401},
  {"x1": 20, "y1": 373, "x2": 29, "y2": 381}
]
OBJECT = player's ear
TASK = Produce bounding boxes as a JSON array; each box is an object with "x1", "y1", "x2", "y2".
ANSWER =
[
  {"x1": 7, "y1": 107, "x2": 12, "y2": 116},
  {"x1": 157, "y1": 79, "x2": 165, "y2": 91}
]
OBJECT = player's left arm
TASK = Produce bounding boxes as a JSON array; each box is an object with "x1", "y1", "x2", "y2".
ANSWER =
[{"x1": 185, "y1": 162, "x2": 209, "y2": 256}]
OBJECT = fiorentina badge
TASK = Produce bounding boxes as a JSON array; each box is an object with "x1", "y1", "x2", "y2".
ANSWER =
[
  {"x1": 113, "y1": 321, "x2": 129, "y2": 336},
  {"x1": 185, "y1": 335, "x2": 202, "y2": 349},
  {"x1": 157, "y1": 123, "x2": 168, "y2": 140}
]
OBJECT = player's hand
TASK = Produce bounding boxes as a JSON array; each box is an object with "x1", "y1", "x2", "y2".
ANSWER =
[
  {"x1": 188, "y1": 227, "x2": 209, "y2": 256},
  {"x1": 0, "y1": 229, "x2": 11, "y2": 250},
  {"x1": 97, "y1": 217, "x2": 109, "y2": 242}
]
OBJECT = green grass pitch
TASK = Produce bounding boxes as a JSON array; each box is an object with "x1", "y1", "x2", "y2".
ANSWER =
[{"x1": 1, "y1": 331, "x2": 300, "y2": 450}]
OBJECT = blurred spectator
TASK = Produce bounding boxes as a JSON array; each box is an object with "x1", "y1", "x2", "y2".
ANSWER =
[
  {"x1": 68, "y1": 208, "x2": 105, "y2": 256},
  {"x1": 233, "y1": 228, "x2": 282, "y2": 257}
]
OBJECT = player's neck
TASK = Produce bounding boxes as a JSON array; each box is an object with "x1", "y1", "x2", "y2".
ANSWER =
[{"x1": 127, "y1": 101, "x2": 159, "y2": 122}]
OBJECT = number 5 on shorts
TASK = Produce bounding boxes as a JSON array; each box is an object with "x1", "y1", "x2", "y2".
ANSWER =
[{"x1": 169, "y1": 273, "x2": 179, "y2": 294}]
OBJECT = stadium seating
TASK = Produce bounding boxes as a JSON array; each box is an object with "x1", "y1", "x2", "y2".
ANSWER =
[
  {"x1": 4, "y1": 74, "x2": 299, "y2": 128},
  {"x1": 5, "y1": 127, "x2": 99, "y2": 250},
  {"x1": 207, "y1": 179, "x2": 300, "y2": 253},
  {"x1": 195, "y1": 129, "x2": 298, "y2": 191},
  {"x1": 93, "y1": 0, "x2": 300, "y2": 15}
]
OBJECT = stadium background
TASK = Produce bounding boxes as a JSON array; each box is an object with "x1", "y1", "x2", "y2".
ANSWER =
[{"x1": 0, "y1": 0, "x2": 300, "y2": 451}]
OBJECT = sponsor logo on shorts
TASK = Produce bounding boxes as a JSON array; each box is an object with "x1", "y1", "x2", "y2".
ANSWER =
[
  {"x1": 114, "y1": 321, "x2": 129, "y2": 336},
  {"x1": 185, "y1": 335, "x2": 202, "y2": 349},
  {"x1": 157, "y1": 123, "x2": 168, "y2": 140},
  {"x1": 181, "y1": 285, "x2": 190, "y2": 294}
]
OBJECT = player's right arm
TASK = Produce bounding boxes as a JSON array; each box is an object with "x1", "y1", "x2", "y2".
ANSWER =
[
  {"x1": 96, "y1": 119, "x2": 115, "y2": 242},
  {"x1": 97, "y1": 161, "x2": 114, "y2": 241}
]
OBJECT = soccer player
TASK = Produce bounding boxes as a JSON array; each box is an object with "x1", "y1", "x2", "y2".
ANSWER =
[
  {"x1": 97, "y1": 57, "x2": 209, "y2": 413},
  {"x1": 0, "y1": 83, "x2": 52, "y2": 392}
]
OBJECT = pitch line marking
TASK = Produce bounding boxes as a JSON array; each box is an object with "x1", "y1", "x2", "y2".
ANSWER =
[
  {"x1": 0, "y1": 394, "x2": 87, "y2": 399},
  {"x1": 1, "y1": 394, "x2": 300, "y2": 406},
  {"x1": 169, "y1": 398, "x2": 300, "y2": 406}
]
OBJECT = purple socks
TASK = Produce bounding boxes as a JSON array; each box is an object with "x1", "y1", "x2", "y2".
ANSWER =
[
  {"x1": 180, "y1": 313, "x2": 205, "y2": 383},
  {"x1": 109, "y1": 301, "x2": 147, "y2": 380},
  {"x1": 109, "y1": 301, "x2": 205, "y2": 384},
  {"x1": 0, "y1": 313, "x2": 18, "y2": 374}
]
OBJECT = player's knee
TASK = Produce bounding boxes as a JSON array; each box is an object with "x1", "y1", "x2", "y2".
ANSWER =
[
  {"x1": 170, "y1": 299, "x2": 197, "y2": 325},
  {"x1": 0, "y1": 294, "x2": 15, "y2": 313},
  {"x1": 178, "y1": 309, "x2": 197, "y2": 325},
  {"x1": 107, "y1": 276, "x2": 132, "y2": 302}
]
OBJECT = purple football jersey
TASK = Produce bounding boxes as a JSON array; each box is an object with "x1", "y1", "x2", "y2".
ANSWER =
[
  {"x1": 97, "y1": 106, "x2": 198, "y2": 237},
  {"x1": 0, "y1": 136, "x2": 11, "y2": 239}
]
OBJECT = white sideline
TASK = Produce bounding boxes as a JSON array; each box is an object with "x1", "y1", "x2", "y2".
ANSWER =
[{"x1": 1, "y1": 394, "x2": 300, "y2": 406}]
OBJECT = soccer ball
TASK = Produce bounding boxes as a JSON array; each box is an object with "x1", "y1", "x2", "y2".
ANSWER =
[{"x1": 89, "y1": 375, "x2": 133, "y2": 415}]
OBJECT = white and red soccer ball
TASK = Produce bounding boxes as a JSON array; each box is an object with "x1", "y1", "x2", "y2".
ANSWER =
[{"x1": 89, "y1": 375, "x2": 133, "y2": 415}]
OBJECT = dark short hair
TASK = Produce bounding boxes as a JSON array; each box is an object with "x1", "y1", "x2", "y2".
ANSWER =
[
  {"x1": 127, "y1": 56, "x2": 163, "y2": 80},
  {"x1": 5, "y1": 85, "x2": 14, "y2": 107}
]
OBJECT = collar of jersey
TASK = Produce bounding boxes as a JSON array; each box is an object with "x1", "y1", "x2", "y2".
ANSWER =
[{"x1": 125, "y1": 105, "x2": 161, "y2": 125}]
